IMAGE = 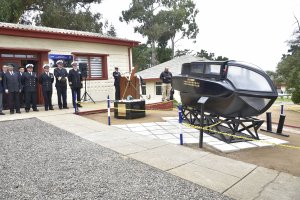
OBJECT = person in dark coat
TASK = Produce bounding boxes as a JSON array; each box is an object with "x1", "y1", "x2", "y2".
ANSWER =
[
  {"x1": 21, "y1": 64, "x2": 38, "y2": 112},
  {"x1": 159, "y1": 67, "x2": 172, "y2": 101},
  {"x1": 39, "y1": 64, "x2": 54, "y2": 111},
  {"x1": 68, "y1": 61, "x2": 83, "y2": 108},
  {"x1": 3, "y1": 65, "x2": 22, "y2": 114},
  {"x1": 17, "y1": 66, "x2": 25, "y2": 108},
  {"x1": 2, "y1": 65, "x2": 9, "y2": 110},
  {"x1": 54, "y1": 60, "x2": 69, "y2": 109},
  {"x1": 0, "y1": 70, "x2": 5, "y2": 115},
  {"x1": 113, "y1": 67, "x2": 121, "y2": 100}
]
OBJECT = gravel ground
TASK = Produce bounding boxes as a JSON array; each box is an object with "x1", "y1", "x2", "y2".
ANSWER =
[{"x1": 0, "y1": 118, "x2": 232, "y2": 200}]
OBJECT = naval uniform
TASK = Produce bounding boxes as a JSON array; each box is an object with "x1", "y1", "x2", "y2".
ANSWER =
[
  {"x1": 21, "y1": 71, "x2": 38, "y2": 111},
  {"x1": 113, "y1": 71, "x2": 121, "y2": 100},
  {"x1": 68, "y1": 69, "x2": 82, "y2": 108},
  {"x1": 39, "y1": 72, "x2": 54, "y2": 110},
  {"x1": 54, "y1": 67, "x2": 68, "y2": 109},
  {"x1": 3, "y1": 71, "x2": 22, "y2": 113}
]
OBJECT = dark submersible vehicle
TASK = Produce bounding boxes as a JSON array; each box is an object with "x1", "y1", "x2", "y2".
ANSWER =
[{"x1": 172, "y1": 60, "x2": 278, "y2": 142}]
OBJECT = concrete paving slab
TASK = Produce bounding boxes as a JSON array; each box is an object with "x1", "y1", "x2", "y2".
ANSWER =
[
  {"x1": 129, "y1": 144, "x2": 209, "y2": 171},
  {"x1": 141, "y1": 122, "x2": 157, "y2": 127},
  {"x1": 183, "y1": 137, "x2": 199, "y2": 144},
  {"x1": 156, "y1": 134, "x2": 177, "y2": 140},
  {"x1": 231, "y1": 142, "x2": 258, "y2": 149},
  {"x1": 257, "y1": 172, "x2": 300, "y2": 200},
  {"x1": 155, "y1": 122, "x2": 173, "y2": 126},
  {"x1": 127, "y1": 123, "x2": 143, "y2": 128},
  {"x1": 248, "y1": 140, "x2": 274, "y2": 147},
  {"x1": 150, "y1": 130, "x2": 169, "y2": 135},
  {"x1": 212, "y1": 144, "x2": 240, "y2": 153},
  {"x1": 263, "y1": 138, "x2": 289, "y2": 145},
  {"x1": 135, "y1": 130, "x2": 153, "y2": 136},
  {"x1": 169, "y1": 163, "x2": 240, "y2": 193},
  {"x1": 129, "y1": 126, "x2": 148, "y2": 132},
  {"x1": 109, "y1": 144, "x2": 148, "y2": 155},
  {"x1": 192, "y1": 154, "x2": 257, "y2": 178},
  {"x1": 145, "y1": 126, "x2": 164, "y2": 131},
  {"x1": 165, "y1": 138, "x2": 181, "y2": 144},
  {"x1": 224, "y1": 167, "x2": 279, "y2": 200},
  {"x1": 126, "y1": 139, "x2": 169, "y2": 149}
]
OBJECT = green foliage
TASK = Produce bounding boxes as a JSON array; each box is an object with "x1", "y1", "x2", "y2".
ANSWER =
[
  {"x1": 120, "y1": 0, "x2": 199, "y2": 65},
  {"x1": 291, "y1": 87, "x2": 300, "y2": 104},
  {"x1": 132, "y1": 44, "x2": 151, "y2": 71},
  {"x1": 175, "y1": 48, "x2": 229, "y2": 61},
  {"x1": 0, "y1": 0, "x2": 104, "y2": 33},
  {"x1": 276, "y1": 19, "x2": 300, "y2": 104},
  {"x1": 106, "y1": 24, "x2": 117, "y2": 37}
]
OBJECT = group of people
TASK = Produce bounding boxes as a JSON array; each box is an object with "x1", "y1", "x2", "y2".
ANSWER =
[{"x1": 0, "y1": 60, "x2": 83, "y2": 115}]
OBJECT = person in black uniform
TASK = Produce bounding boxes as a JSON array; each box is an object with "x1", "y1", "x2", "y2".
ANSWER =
[
  {"x1": 17, "y1": 66, "x2": 25, "y2": 108},
  {"x1": 113, "y1": 67, "x2": 121, "y2": 100},
  {"x1": 39, "y1": 64, "x2": 54, "y2": 111},
  {"x1": 22, "y1": 64, "x2": 38, "y2": 112},
  {"x1": 68, "y1": 61, "x2": 83, "y2": 108},
  {"x1": 0, "y1": 70, "x2": 5, "y2": 115},
  {"x1": 2, "y1": 65, "x2": 9, "y2": 110},
  {"x1": 3, "y1": 65, "x2": 22, "y2": 114},
  {"x1": 54, "y1": 60, "x2": 68, "y2": 109}
]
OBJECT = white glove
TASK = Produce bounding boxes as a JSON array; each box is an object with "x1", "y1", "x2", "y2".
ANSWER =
[
  {"x1": 58, "y1": 77, "x2": 62, "y2": 81},
  {"x1": 5, "y1": 89, "x2": 8, "y2": 93}
]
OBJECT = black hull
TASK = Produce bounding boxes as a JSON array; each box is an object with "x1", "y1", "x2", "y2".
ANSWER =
[{"x1": 173, "y1": 75, "x2": 277, "y2": 118}]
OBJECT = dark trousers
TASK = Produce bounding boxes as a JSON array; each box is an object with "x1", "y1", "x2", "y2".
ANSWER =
[
  {"x1": 71, "y1": 88, "x2": 81, "y2": 107},
  {"x1": 19, "y1": 90, "x2": 25, "y2": 108},
  {"x1": 8, "y1": 92, "x2": 20, "y2": 112},
  {"x1": 56, "y1": 86, "x2": 67, "y2": 108},
  {"x1": 115, "y1": 85, "x2": 120, "y2": 100},
  {"x1": 42, "y1": 90, "x2": 53, "y2": 110},
  {"x1": 25, "y1": 91, "x2": 37, "y2": 110},
  {"x1": 3, "y1": 92, "x2": 9, "y2": 110}
]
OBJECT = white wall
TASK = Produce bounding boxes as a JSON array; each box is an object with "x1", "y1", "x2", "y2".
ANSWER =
[{"x1": 0, "y1": 35, "x2": 132, "y2": 103}]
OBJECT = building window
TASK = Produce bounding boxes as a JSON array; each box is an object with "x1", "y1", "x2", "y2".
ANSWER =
[
  {"x1": 141, "y1": 82, "x2": 146, "y2": 95},
  {"x1": 155, "y1": 82, "x2": 162, "y2": 95},
  {"x1": 74, "y1": 54, "x2": 108, "y2": 80}
]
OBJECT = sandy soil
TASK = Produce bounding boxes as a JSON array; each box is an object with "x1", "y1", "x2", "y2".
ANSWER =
[{"x1": 84, "y1": 106, "x2": 300, "y2": 176}]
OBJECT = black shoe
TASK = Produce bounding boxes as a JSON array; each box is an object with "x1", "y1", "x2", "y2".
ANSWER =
[
  {"x1": 33, "y1": 109, "x2": 39, "y2": 112},
  {"x1": 77, "y1": 104, "x2": 82, "y2": 108},
  {"x1": 16, "y1": 111, "x2": 21, "y2": 114},
  {"x1": 10, "y1": 111, "x2": 14, "y2": 114},
  {"x1": 0, "y1": 112, "x2": 5, "y2": 115},
  {"x1": 45, "y1": 108, "x2": 49, "y2": 111},
  {"x1": 63, "y1": 107, "x2": 69, "y2": 109},
  {"x1": 59, "y1": 107, "x2": 62, "y2": 110},
  {"x1": 25, "y1": 109, "x2": 29, "y2": 113},
  {"x1": 49, "y1": 107, "x2": 54, "y2": 110}
]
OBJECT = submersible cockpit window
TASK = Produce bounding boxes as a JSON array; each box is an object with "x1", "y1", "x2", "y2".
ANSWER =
[{"x1": 227, "y1": 66, "x2": 272, "y2": 92}]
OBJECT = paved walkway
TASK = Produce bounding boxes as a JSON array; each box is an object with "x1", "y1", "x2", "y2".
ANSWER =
[{"x1": 1, "y1": 104, "x2": 300, "y2": 200}]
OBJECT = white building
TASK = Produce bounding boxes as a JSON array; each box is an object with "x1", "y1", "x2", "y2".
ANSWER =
[
  {"x1": 0, "y1": 22, "x2": 139, "y2": 105},
  {"x1": 137, "y1": 55, "x2": 206, "y2": 102}
]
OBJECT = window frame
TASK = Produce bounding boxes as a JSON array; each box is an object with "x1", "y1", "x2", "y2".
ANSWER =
[
  {"x1": 155, "y1": 82, "x2": 162, "y2": 95},
  {"x1": 73, "y1": 53, "x2": 108, "y2": 80}
]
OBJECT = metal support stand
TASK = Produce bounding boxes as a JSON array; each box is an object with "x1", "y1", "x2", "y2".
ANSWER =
[
  {"x1": 261, "y1": 112, "x2": 289, "y2": 137},
  {"x1": 81, "y1": 77, "x2": 95, "y2": 103},
  {"x1": 197, "y1": 97, "x2": 209, "y2": 148}
]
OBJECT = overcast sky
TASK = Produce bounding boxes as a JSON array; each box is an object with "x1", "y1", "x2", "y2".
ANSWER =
[{"x1": 95, "y1": 0, "x2": 300, "y2": 71}]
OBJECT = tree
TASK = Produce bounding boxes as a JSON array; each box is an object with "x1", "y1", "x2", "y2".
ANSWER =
[
  {"x1": 120, "y1": 0, "x2": 199, "y2": 66},
  {"x1": 156, "y1": 0, "x2": 199, "y2": 57},
  {"x1": 0, "y1": 0, "x2": 104, "y2": 33},
  {"x1": 132, "y1": 44, "x2": 152, "y2": 71},
  {"x1": 276, "y1": 16, "x2": 300, "y2": 103},
  {"x1": 106, "y1": 24, "x2": 117, "y2": 37}
]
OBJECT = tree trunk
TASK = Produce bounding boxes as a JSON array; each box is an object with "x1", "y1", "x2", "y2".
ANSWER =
[
  {"x1": 150, "y1": 41, "x2": 157, "y2": 67},
  {"x1": 171, "y1": 37, "x2": 175, "y2": 58}
]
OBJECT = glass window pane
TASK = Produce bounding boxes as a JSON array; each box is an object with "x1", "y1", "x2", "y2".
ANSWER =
[
  {"x1": 27, "y1": 55, "x2": 37, "y2": 59},
  {"x1": 156, "y1": 82, "x2": 162, "y2": 95},
  {"x1": 15, "y1": 54, "x2": 27, "y2": 58},
  {"x1": 227, "y1": 66, "x2": 272, "y2": 92},
  {"x1": 205, "y1": 64, "x2": 221, "y2": 74},
  {"x1": 190, "y1": 63, "x2": 204, "y2": 74},
  {"x1": 141, "y1": 83, "x2": 146, "y2": 95},
  {"x1": 1, "y1": 54, "x2": 14, "y2": 58},
  {"x1": 90, "y1": 57, "x2": 102, "y2": 78}
]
